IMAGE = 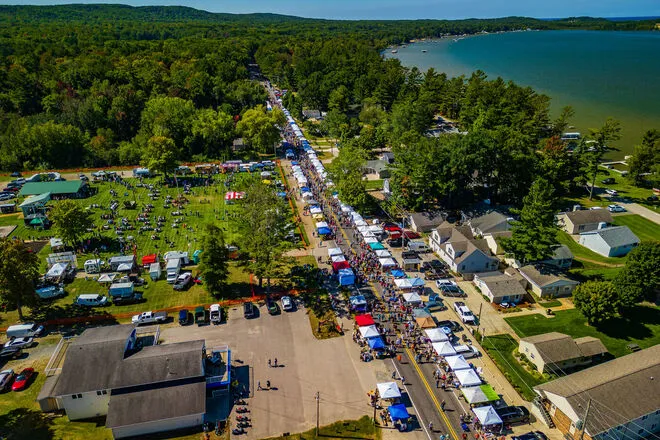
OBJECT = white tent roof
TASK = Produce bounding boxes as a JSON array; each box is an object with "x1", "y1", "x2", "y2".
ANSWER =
[
  {"x1": 377, "y1": 382, "x2": 402, "y2": 399},
  {"x1": 473, "y1": 405, "x2": 503, "y2": 426},
  {"x1": 402, "y1": 292, "x2": 422, "y2": 303},
  {"x1": 461, "y1": 386, "x2": 490, "y2": 405},
  {"x1": 316, "y1": 221, "x2": 329, "y2": 229},
  {"x1": 331, "y1": 255, "x2": 346, "y2": 263},
  {"x1": 361, "y1": 230, "x2": 376, "y2": 238},
  {"x1": 379, "y1": 258, "x2": 397, "y2": 268},
  {"x1": 355, "y1": 219, "x2": 368, "y2": 227},
  {"x1": 359, "y1": 325, "x2": 380, "y2": 339},
  {"x1": 50, "y1": 238, "x2": 64, "y2": 248},
  {"x1": 455, "y1": 369, "x2": 482, "y2": 387},
  {"x1": 445, "y1": 355, "x2": 471, "y2": 371},
  {"x1": 310, "y1": 206, "x2": 323, "y2": 214},
  {"x1": 328, "y1": 247, "x2": 343, "y2": 257},
  {"x1": 368, "y1": 225, "x2": 383, "y2": 233},
  {"x1": 425, "y1": 328, "x2": 449, "y2": 342},
  {"x1": 375, "y1": 249, "x2": 392, "y2": 258},
  {"x1": 432, "y1": 341, "x2": 457, "y2": 356},
  {"x1": 357, "y1": 226, "x2": 370, "y2": 234},
  {"x1": 341, "y1": 204, "x2": 353, "y2": 213},
  {"x1": 97, "y1": 273, "x2": 117, "y2": 283},
  {"x1": 117, "y1": 263, "x2": 132, "y2": 272},
  {"x1": 46, "y1": 262, "x2": 67, "y2": 278},
  {"x1": 364, "y1": 237, "x2": 378, "y2": 244},
  {"x1": 393, "y1": 278, "x2": 425, "y2": 289}
]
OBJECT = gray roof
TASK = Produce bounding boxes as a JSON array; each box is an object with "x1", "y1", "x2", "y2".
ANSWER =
[
  {"x1": 535, "y1": 345, "x2": 660, "y2": 436},
  {"x1": 550, "y1": 244, "x2": 573, "y2": 261},
  {"x1": 410, "y1": 211, "x2": 445, "y2": 229},
  {"x1": 469, "y1": 211, "x2": 511, "y2": 234},
  {"x1": 581, "y1": 225, "x2": 640, "y2": 248},
  {"x1": 106, "y1": 381, "x2": 206, "y2": 428},
  {"x1": 519, "y1": 265, "x2": 579, "y2": 288},
  {"x1": 70, "y1": 324, "x2": 135, "y2": 346},
  {"x1": 482, "y1": 276, "x2": 527, "y2": 298},
  {"x1": 522, "y1": 332, "x2": 607, "y2": 363},
  {"x1": 563, "y1": 209, "x2": 613, "y2": 225}
]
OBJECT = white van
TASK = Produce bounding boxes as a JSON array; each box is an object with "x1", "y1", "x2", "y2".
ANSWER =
[
  {"x1": 75, "y1": 294, "x2": 108, "y2": 307},
  {"x1": 166, "y1": 258, "x2": 181, "y2": 283},
  {"x1": 6, "y1": 323, "x2": 44, "y2": 338},
  {"x1": 407, "y1": 241, "x2": 430, "y2": 253}
]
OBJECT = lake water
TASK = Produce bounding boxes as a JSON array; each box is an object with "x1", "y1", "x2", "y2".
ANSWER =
[{"x1": 388, "y1": 30, "x2": 660, "y2": 158}]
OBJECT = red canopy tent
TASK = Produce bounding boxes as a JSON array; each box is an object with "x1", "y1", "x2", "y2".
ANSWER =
[
  {"x1": 224, "y1": 191, "x2": 246, "y2": 201},
  {"x1": 141, "y1": 253, "x2": 158, "y2": 266},
  {"x1": 355, "y1": 314, "x2": 375, "y2": 326},
  {"x1": 332, "y1": 261, "x2": 350, "y2": 272}
]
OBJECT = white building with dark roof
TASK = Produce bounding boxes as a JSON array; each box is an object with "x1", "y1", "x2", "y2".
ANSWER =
[{"x1": 578, "y1": 225, "x2": 640, "y2": 257}]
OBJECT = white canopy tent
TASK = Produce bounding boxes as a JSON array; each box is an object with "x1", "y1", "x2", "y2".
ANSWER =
[
  {"x1": 327, "y1": 247, "x2": 343, "y2": 257},
  {"x1": 355, "y1": 219, "x2": 368, "y2": 227},
  {"x1": 97, "y1": 273, "x2": 117, "y2": 283},
  {"x1": 364, "y1": 237, "x2": 379, "y2": 244},
  {"x1": 445, "y1": 355, "x2": 471, "y2": 371},
  {"x1": 341, "y1": 204, "x2": 353, "y2": 213},
  {"x1": 331, "y1": 255, "x2": 347, "y2": 263},
  {"x1": 462, "y1": 387, "x2": 493, "y2": 405},
  {"x1": 402, "y1": 292, "x2": 423, "y2": 304},
  {"x1": 359, "y1": 325, "x2": 380, "y2": 339},
  {"x1": 393, "y1": 278, "x2": 425, "y2": 289},
  {"x1": 46, "y1": 263, "x2": 68, "y2": 279},
  {"x1": 379, "y1": 258, "x2": 397, "y2": 268},
  {"x1": 310, "y1": 206, "x2": 323, "y2": 214},
  {"x1": 424, "y1": 328, "x2": 449, "y2": 342},
  {"x1": 455, "y1": 369, "x2": 482, "y2": 387},
  {"x1": 432, "y1": 341, "x2": 457, "y2": 357},
  {"x1": 375, "y1": 249, "x2": 392, "y2": 258},
  {"x1": 473, "y1": 405, "x2": 503, "y2": 427},
  {"x1": 377, "y1": 382, "x2": 402, "y2": 399}
]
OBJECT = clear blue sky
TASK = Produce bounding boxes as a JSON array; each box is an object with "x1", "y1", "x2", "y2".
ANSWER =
[{"x1": 2, "y1": 0, "x2": 659, "y2": 20}]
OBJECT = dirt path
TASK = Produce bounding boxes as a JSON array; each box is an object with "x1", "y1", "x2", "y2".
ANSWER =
[{"x1": 576, "y1": 257, "x2": 625, "y2": 268}]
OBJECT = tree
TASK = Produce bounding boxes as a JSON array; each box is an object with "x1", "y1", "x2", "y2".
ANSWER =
[
  {"x1": 236, "y1": 105, "x2": 285, "y2": 153},
  {"x1": 49, "y1": 199, "x2": 94, "y2": 247},
  {"x1": 328, "y1": 142, "x2": 368, "y2": 210},
  {"x1": 627, "y1": 129, "x2": 660, "y2": 186},
  {"x1": 141, "y1": 136, "x2": 179, "y2": 176},
  {"x1": 613, "y1": 242, "x2": 660, "y2": 308},
  {"x1": 190, "y1": 109, "x2": 235, "y2": 157},
  {"x1": 232, "y1": 181, "x2": 294, "y2": 291},
  {"x1": 500, "y1": 178, "x2": 559, "y2": 264},
  {"x1": 573, "y1": 281, "x2": 619, "y2": 325},
  {"x1": 581, "y1": 118, "x2": 621, "y2": 200},
  {"x1": 0, "y1": 239, "x2": 40, "y2": 320},
  {"x1": 199, "y1": 224, "x2": 230, "y2": 297}
]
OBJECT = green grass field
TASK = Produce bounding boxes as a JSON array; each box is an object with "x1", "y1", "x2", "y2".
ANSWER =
[
  {"x1": 505, "y1": 306, "x2": 660, "y2": 358},
  {"x1": 613, "y1": 214, "x2": 660, "y2": 242},
  {"x1": 556, "y1": 231, "x2": 626, "y2": 266}
]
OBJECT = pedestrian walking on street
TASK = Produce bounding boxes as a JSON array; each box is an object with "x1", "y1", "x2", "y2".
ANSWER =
[
  {"x1": 268, "y1": 359, "x2": 271, "y2": 367},
  {"x1": 400, "y1": 376, "x2": 405, "y2": 384},
  {"x1": 441, "y1": 400, "x2": 446, "y2": 411},
  {"x1": 274, "y1": 358, "x2": 278, "y2": 367},
  {"x1": 257, "y1": 381, "x2": 262, "y2": 390},
  {"x1": 266, "y1": 380, "x2": 271, "y2": 389},
  {"x1": 428, "y1": 422, "x2": 433, "y2": 432}
]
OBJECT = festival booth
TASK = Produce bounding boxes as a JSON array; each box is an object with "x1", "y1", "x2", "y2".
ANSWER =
[
  {"x1": 45, "y1": 263, "x2": 69, "y2": 282},
  {"x1": 340, "y1": 204, "x2": 353, "y2": 213},
  {"x1": 425, "y1": 328, "x2": 449, "y2": 342},
  {"x1": 331, "y1": 255, "x2": 346, "y2": 263},
  {"x1": 84, "y1": 259, "x2": 102, "y2": 274},
  {"x1": 368, "y1": 242, "x2": 386, "y2": 251},
  {"x1": 415, "y1": 317, "x2": 436, "y2": 329},
  {"x1": 354, "y1": 219, "x2": 368, "y2": 227},
  {"x1": 433, "y1": 341, "x2": 457, "y2": 357},
  {"x1": 379, "y1": 258, "x2": 398, "y2": 269},
  {"x1": 327, "y1": 247, "x2": 343, "y2": 257},
  {"x1": 312, "y1": 213, "x2": 325, "y2": 221},
  {"x1": 461, "y1": 385, "x2": 500, "y2": 405},
  {"x1": 394, "y1": 278, "x2": 425, "y2": 290},
  {"x1": 472, "y1": 405, "x2": 503, "y2": 433},
  {"x1": 364, "y1": 237, "x2": 379, "y2": 244},
  {"x1": 445, "y1": 355, "x2": 471, "y2": 371},
  {"x1": 375, "y1": 249, "x2": 392, "y2": 258},
  {"x1": 359, "y1": 325, "x2": 380, "y2": 339},
  {"x1": 338, "y1": 268, "x2": 356, "y2": 286},
  {"x1": 355, "y1": 314, "x2": 375, "y2": 327},
  {"x1": 316, "y1": 222, "x2": 332, "y2": 235},
  {"x1": 310, "y1": 206, "x2": 323, "y2": 215},
  {"x1": 367, "y1": 337, "x2": 386, "y2": 351},
  {"x1": 332, "y1": 260, "x2": 350, "y2": 272},
  {"x1": 97, "y1": 273, "x2": 117, "y2": 284},
  {"x1": 455, "y1": 369, "x2": 482, "y2": 387},
  {"x1": 349, "y1": 295, "x2": 368, "y2": 312},
  {"x1": 377, "y1": 382, "x2": 402, "y2": 400},
  {"x1": 402, "y1": 292, "x2": 423, "y2": 305},
  {"x1": 390, "y1": 269, "x2": 406, "y2": 278},
  {"x1": 387, "y1": 404, "x2": 410, "y2": 431}
]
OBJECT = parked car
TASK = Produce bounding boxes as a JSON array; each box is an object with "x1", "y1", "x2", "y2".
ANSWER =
[
  {"x1": 195, "y1": 306, "x2": 207, "y2": 325},
  {"x1": 495, "y1": 405, "x2": 530, "y2": 424},
  {"x1": 0, "y1": 346, "x2": 23, "y2": 360},
  {"x1": 10, "y1": 171, "x2": 21, "y2": 178},
  {"x1": 11, "y1": 368, "x2": 35, "y2": 391},
  {"x1": 605, "y1": 189, "x2": 618, "y2": 196},
  {"x1": 131, "y1": 311, "x2": 168, "y2": 325},
  {"x1": 4, "y1": 337, "x2": 34, "y2": 349},
  {"x1": 281, "y1": 296, "x2": 293, "y2": 311},
  {"x1": 436, "y1": 279, "x2": 465, "y2": 297},
  {"x1": 454, "y1": 301, "x2": 476, "y2": 324},
  {"x1": 0, "y1": 369, "x2": 14, "y2": 392},
  {"x1": 387, "y1": 237, "x2": 402, "y2": 247},
  {"x1": 512, "y1": 432, "x2": 548, "y2": 440},
  {"x1": 210, "y1": 304, "x2": 222, "y2": 324},
  {"x1": 173, "y1": 272, "x2": 193, "y2": 291},
  {"x1": 608, "y1": 204, "x2": 626, "y2": 213},
  {"x1": 267, "y1": 298, "x2": 279, "y2": 315},
  {"x1": 601, "y1": 177, "x2": 615, "y2": 184},
  {"x1": 402, "y1": 230, "x2": 421, "y2": 239},
  {"x1": 74, "y1": 294, "x2": 108, "y2": 307},
  {"x1": 436, "y1": 320, "x2": 461, "y2": 333},
  {"x1": 178, "y1": 309, "x2": 191, "y2": 325},
  {"x1": 243, "y1": 301, "x2": 256, "y2": 319}
]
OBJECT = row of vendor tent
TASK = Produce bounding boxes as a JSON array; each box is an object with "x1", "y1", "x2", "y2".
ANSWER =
[
  {"x1": 357, "y1": 322, "x2": 386, "y2": 350},
  {"x1": 394, "y1": 277, "x2": 425, "y2": 289},
  {"x1": 316, "y1": 221, "x2": 331, "y2": 235}
]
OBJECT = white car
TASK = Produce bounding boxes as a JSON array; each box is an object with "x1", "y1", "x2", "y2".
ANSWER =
[
  {"x1": 281, "y1": 296, "x2": 294, "y2": 311},
  {"x1": 608, "y1": 204, "x2": 626, "y2": 213},
  {"x1": 4, "y1": 337, "x2": 34, "y2": 349},
  {"x1": 0, "y1": 369, "x2": 14, "y2": 391},
  {"x1": 605, "y1": 189, "x2": 618, "y2": 196}
]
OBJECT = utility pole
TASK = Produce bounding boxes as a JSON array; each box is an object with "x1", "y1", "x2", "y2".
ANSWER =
[
  {"x1": 316, "y1": 391, "x2": 320, "y2": 436},
  {"x1": 579, "y1": 399, "x2": 592, "y2": 440},
  {"x1": 477, "y1": 303, "x2": 483, "y2": 323}
]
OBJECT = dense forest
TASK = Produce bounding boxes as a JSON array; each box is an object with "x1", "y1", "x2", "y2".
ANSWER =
[{"x1": 0, "y1": 4, "x2": 657, "y2": 200}]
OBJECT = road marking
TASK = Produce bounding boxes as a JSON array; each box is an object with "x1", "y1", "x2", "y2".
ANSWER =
[{"x1": 390, "y1": 359, "x2": 434, "y2": 440}]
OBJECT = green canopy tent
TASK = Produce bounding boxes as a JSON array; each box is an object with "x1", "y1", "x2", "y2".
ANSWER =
[{"x1": 461, "y1": 384, "x2": 500, "y2": 405}]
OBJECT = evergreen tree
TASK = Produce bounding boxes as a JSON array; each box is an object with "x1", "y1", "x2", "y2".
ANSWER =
[
  {"x1": 614, "y1": 242, "x2": 660, "y2": 308},
  {"x1": 199, "y1": 224, "x2": 230, "y2": 297}
]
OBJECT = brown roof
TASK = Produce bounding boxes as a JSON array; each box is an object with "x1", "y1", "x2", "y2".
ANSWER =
[
  {"x1": 521, "y1": 332, "x2": 583, "y2": 363},
  {"x1": 574, "y1": 337, "x2": 608, "y2": 357},
  {"x1": 519, "y1": 265, "x2": 580, "y2": 288},
  {"x1": 482, "y1": 277, "x2": 527, "y2": 298},
  {"x1": 535, "y1": 345, "x2": 660, "y2": 435},
  {"x1": 563, "y1": 209, "x2": 613, "y2": 225}
]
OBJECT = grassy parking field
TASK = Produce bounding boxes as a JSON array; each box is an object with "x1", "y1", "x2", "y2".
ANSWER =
[
  {"x1": 613, "y1": 214, "x2": 660, "y2": 242},
  {"x1": 505, "y1": 306, "x2": 660, "y2": 358}
]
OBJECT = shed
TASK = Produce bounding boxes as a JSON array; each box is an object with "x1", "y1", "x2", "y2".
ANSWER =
[
  {"x1": 0, "y1": 202, "x2": 16, "y2": 214},
  {"x1": 149, "y1": 263, "x2": 161, "y2": 281},
  {"x1": 19, "y1": 180, "x2": 88, "y2": 198},
  {"x1": 108, "y1": 255, "x2": 135, "y2": 271},
  {"x1": 37, "y1": 375, "x2": 61, "y2": 412}
]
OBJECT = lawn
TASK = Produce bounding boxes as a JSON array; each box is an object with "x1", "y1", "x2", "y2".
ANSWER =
[
  {"x1": 480, "y1": 334, "x2": 547, "y2": 401},
  {"x1": 613, "y1": 214, "x2": 660, "y2": 242},
  {"x1": 505, "y1": 306, "x2": 660, "y2": 358},
  {"x1": 266, "y1": 416, "x2": 380, "y2": 440},
  {"x1": 556, "y1": 231, "x2": 626, "y2": 266},
  {"x1": 365, "y1": 179, "x2": 384, "y2": 191}
]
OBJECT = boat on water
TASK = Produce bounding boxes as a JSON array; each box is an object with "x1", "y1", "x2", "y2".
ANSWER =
[
  {"x1": 421, "y1": 49, "x2": 427, "y2": 53},
  {"x1": 391, "y1": 49, "x2": 398, "y2": 53}
]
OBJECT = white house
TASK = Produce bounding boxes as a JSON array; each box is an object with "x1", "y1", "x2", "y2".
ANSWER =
[
  {"x1": 519, "y1": 332, "x2": 607, "y2": 374},
  {"x1": 534, "y1": 345, "x2": 660, "y2": 440},
  {"x1": 578, "y1": 226, "x2": 640, "y2": 257},
  {"x1": 429, "y1": 223, "x2": 499, "y2": 275}
]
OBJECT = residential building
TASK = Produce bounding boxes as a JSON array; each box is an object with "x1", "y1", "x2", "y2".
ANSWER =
[
  {"x1": 19, "y1": 180, "x2": 89, "y2": 199},
  {"x1": 409, "y1": 211, "x2": 446, "y2": 233},
  {"x1": 534, "y1": 345, "x2": 660, "y2": 440},
  {"x1": 429, "y1": 223, "x2": 499, "y2": 275},
  {"x1": 232, "y1": 138, "x2": 245, "y2": 151},
  {"x1": 539, "y1": 245, "x2": 574, "y2": 270},
  {"x1": 520, "y1": 332, "x2": 608, "y2": 374},
  {"x1": 37, "y1": 324, "x2": 231, "y2": 439},
  {"x1": 364, "y1": 159, "x2": 389, "y2": 178},
  {"x1": 578, "y1": 226, "x2": 640, "y2": 257},
  {"x1": 484, "y1": 230, "x2": 513, "y2": 255},
  {"x1": 466, "y1": 211, "x2": 512, "y2": 236},
  {"x1": 519, "y1": 265, "x2": 579, "y2": 298},
  {"x1": 302, "y1": 109, "x2": 321, "y2": 119},
  {"x1": 557, "y1": 209, "x2": 613, "y2": 234},
  {"x1": 473, "y1": 270, "x2": 527, "y2": 304}
]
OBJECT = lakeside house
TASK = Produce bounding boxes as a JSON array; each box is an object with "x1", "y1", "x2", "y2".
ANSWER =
[
  {"x1": 519, "y1": 332, "x2": 608, "y2": 374},
  {"x1": 534, "y1": 345, "x2": 660, "y2": 440}
]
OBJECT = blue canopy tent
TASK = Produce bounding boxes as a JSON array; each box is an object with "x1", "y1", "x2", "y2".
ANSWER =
[
  {"x1": 291, "y1": 160, "x2": 299, "y2": 165},
  {"x1": 316, "y1": 221, "x2": 332, "y2": 235},
  {"x1": 349, "y1": 294, "x2": 368, "y2": 312},
  {"x1": 368, "y1": 337, "x2": 386, "y2": 350},
  {"x1": 276, "y1": 192, "x2": 287, "y2": 198},
  {"x1": 338, "y1": 268, "x2": 356, "y2": 286},
  {"x1": 369, "y1": 242, "x2": 385, "y2": 251},
  {"x1": 388, "y1": 404, "x2": 410, "y2": 421},
  {"x1": 390, "y1": 269, "x2": 406, "y2": 278}
]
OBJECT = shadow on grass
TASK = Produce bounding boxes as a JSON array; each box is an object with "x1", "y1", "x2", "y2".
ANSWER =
[
  {"x1": 0, "y1": 408, "x2": 55, "y2": 440},
  {"x1": 27, "y1": 303, "x2": 119, "y2": 326},
  {"x1": 594, "y1": 305, "x2": 660, "y2": 340}
]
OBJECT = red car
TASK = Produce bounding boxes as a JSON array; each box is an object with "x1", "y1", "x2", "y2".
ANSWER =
[
  {"x1": 402, "y1": 230, "x2": 421, "y2": 239},
  {"x1": 11, "y1": 368, "x2": 34, "y2": 391},
  {"x1": 383, "y1": 223, "x2": 402, "y2": 232}
]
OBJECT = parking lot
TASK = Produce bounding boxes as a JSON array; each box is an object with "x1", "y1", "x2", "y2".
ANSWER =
[{"x1": 160, "y1": 302, "x2": 390, "y2": 439}]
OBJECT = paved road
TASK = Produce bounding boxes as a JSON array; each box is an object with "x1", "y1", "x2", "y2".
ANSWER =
[{"x1": 618, "y1": 202, "x2": 660, "y2": 225}]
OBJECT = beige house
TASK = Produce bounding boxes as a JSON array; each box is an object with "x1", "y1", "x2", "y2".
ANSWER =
[
  {"x1": 534, "y1": 345, "x2": 660, "y2": 440},
  {"x1": 473, "y1": 270, "x2": 527, "y2": 304},
  {"x1": 519, "y1": 265, "x2": 579, "y2": 298},
  {"x1": 519, "y1": 332, "x2": 608, "y2": 374},
  {"x1": 557, "y1": 209, "x2": 613, "y2": 234},
  {"x1": 429, "y1": 222, "x2": 499, "y2": 275}
]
